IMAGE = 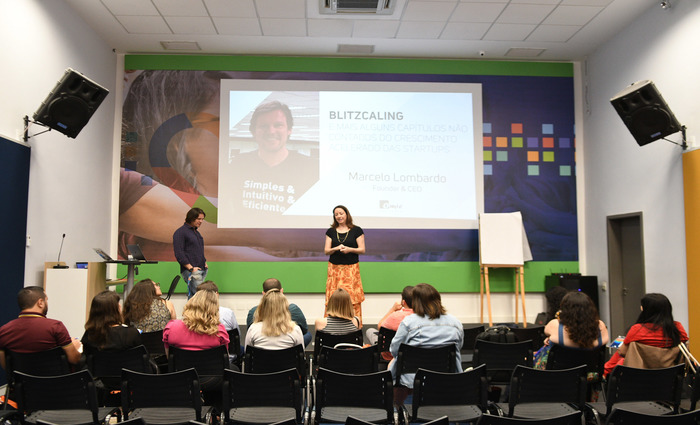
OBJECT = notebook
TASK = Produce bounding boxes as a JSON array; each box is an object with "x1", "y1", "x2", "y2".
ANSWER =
[
  {"x1": 93, "y1": 248, "x2": 114, "y2": 262},
  {"x1": 126, "y1": 244, "x2": 148, "y2": 261}
]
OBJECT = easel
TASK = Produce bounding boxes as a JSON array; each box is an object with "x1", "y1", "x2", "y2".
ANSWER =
[
  {"x1": 480, "y1": 264, "x2": 526, "y2": 327},
  {"x1": 478, "y1": 212, "x2": 532, "y2": 328}
]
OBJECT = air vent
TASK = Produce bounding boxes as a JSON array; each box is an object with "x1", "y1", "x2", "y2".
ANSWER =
[{"x1": 320, "y1": 0, "x2": 396, "y2": 15}]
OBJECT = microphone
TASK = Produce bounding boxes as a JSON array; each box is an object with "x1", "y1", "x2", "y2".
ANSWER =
[{"x1": 53, "y1": 233, "x2": 69, "y2": 269}]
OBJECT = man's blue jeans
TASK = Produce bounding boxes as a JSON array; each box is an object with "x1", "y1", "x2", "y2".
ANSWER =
[{"x1": 183, "y1": 268, "x2": 208, "y2": 299}]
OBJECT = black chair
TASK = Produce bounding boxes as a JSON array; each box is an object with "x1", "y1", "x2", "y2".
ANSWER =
[
  {"x1": 3, "y1": 348, "x2": 71, "y2": 410},
  {"x1": 168, "y1": 345, "x2": 230, "y2": 405},
  {"x1": 317, "y1": 345, "x2": 379, "y2": 374},
  {"x1": 604, "y1": 407, "x2": 700, "y2": 424},
  {"x1": 165, "y1": 275, "x2": 180, "y2": 300},
  {"x1": 14, "y1": 369, "x2": 117, "y2": 425},
  {"x1": 85, "y1": 345, "x2": 153, "y2": 406},
  {"x1": 588, "y1": 364, "x2": 686, "y2": 424},
  {"x1": 409, "y1": 365, "x2": 488, "y2": 424},
  {"x1": 243, "y1": 345, "x2": 306, "y2": 378},
  {"x1": 37, "y1": 418, "x2": 144, "y2": 425},
  {"x1": 222, "y1": 368, "x2": 304, "y2": 425},
  {"x1": 314, "y1": 368, "x2": 394, "y2": 425},
  {"x1": 347, "y1": 415, "x2": 447, "y2": 425},
  {"x1": 227, "y1": 328, "x2": 242, "y2": 368},
  {"x1": 509, "y1": 326, "x2": 545, "y2": 352},
  {"x1": 121, "y1": 368, "x2": 203, "y2": 425},
  {"x1": 502, "y1": 365, "x2": 587, "y2": 419},
  {"x1": 462, "y1": 325, "x2": 485, "y2": 367},
  {"x1": 546, "y1": 344, "x2": 606, "y2": 401},
  {"x1": 312, "y1": 329, "x2": 363, "y2": 361},
  {"x1": 473, "y1": 339, "x2": 533, "y2": 385},
  {"x1": 139, "y1": 329, "x2": 167, "y2": 372},
  {"x1": 394, "y1": 344, "x2": 457, "y2": 387},
  {"x1": 475, "y1": 411, "x2": 582, "y2": 425},
  {"x1": 377, "y1": 327, "x2": 396, "y2": 368}
]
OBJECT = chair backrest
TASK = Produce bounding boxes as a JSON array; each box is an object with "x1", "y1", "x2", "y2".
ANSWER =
[
  {"x1": 475, "y1": 411, "x2": 582, "y2": 425},
  {"x1": 605, "y1": 407, "x2": 700, "y2": 425},
  {"x1": 13, "y1": 369, "x2": 99, "y2": 421},
  {"x1": 165, "y1": 275, "x2": 180, "y2": 300},
  {"x1": 412, "y1": 365, "x2": 488, "y2": 419},
  {"x1": 243, "y1": 345, "x2": 306, "y2": 382},
  {"x1": 624, "y1": 342, "x2": 682, "y2": 369},
  {"x1": 317, "y1": 344, "x2": 379, "y2": 374},
  {"x1": 313, "y1": 329, "x2": 363, "y2": 360},
  {"x1": 121, "y1": 368, "x2": 202, "y2": 421},
  {"x1": 222, "y1": 368, "x2": 302, "y2": 424},
  {"x1": 168, "y1": 345, "x2": 229, "y2": 376},
  {"x1": 546, "y1": 344, "x2": 605, "y2": 378},
  {"x1": 509, "y1": 326, "x2": 545, "y2": 351},
  {"x1": 605, "y1": 364, "x2": 686, "y2": 414},
  {"x1": 316, "y1": 368, "x2": 393, "y2": 423},
  {"x1": 394, "y1": 344, "x2": 456, "y2": 386},
  {"x1": 473, "y1": 339, "x2": 533, "y2": 384},
  {"x1": 376, "y1": 327, "x2": 396, "y2": 353},
  {"x1": 86, "y1": 345, "x2": 153, "y2": 390},
  {"x1": 227, "y1": 328, "x2": 241, "y2": 366},
  {"x1": 508, "y1": 365, "x2": 587, "y2": 416},
  {"x1": 462, "y1": 325, "x2": 486, "y2": 352},
  {"x1": 139, "y1": 329, "x2": 166, "y2": 357},
  {"x1": 5, "y1": 347, "x2": 71, "y2": 378}
]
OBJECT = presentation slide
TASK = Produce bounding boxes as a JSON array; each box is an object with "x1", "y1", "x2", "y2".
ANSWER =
[{"x1": 218, "y1": 80, "x2": 483, "y2": 229}]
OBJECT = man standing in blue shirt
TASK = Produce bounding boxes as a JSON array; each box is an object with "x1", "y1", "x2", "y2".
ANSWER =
[{"x1": 173, "y1": 207, "x2": 207, "y2": 298}]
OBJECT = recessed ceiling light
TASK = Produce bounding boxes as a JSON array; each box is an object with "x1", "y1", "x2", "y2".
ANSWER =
[{"x1": 160, "y1": 41, "x2": 201, "y2": 51}]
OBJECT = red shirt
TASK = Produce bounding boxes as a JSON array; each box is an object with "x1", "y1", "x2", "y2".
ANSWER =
[{"x1": 0, "y1": 312, "x2": 73, "y2": 353}]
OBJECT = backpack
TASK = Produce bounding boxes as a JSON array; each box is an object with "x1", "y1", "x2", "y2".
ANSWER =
[{"x1": 476, "y1": 325, "x2": 519, "y2": 343}]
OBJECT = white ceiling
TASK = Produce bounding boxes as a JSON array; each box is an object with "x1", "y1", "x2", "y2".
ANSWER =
[{"x1": 64, "y1": 0, "x2": 661, "y2": 61}]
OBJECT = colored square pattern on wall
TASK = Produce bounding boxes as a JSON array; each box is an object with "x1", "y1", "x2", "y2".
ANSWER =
[
  {"x1": 512, "y1": 137, "x2": 523, "y2": 148},
  {"x1": 527, "y1": 137, "x2": 538, "y2": 148},
  {"x1": 543, "y1": 151, "x2": 554, "y2": 162},
  {"x1": 511, "y1": 123, "x2": 523, "y2": 134},
  {"x1": 560, "y1": 165, "x2": 572, "y2": 176},
  {"x1": 484, "y1": 151, "x2": 492, "y2": 161},
  {"x1": 528, "y1": 165, "x2": 539, "y2": 175},
  {"x1": 543, "y1": 137, "x2": 554, "y2": 148},
  {"x1": 528, "y1": 151, "x2": 539, "y2": 162},
  {"x1": 496, "y1": 151, "x2": 508, "y2": 161},
  {"x1": 496, "y1": 137, "x2": 508, "y2": 148},
  {"x1": 483, "y1": 136, "x2": 492, "y2": 147}
]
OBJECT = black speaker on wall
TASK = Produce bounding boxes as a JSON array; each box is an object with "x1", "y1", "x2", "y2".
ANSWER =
[
  {"x1": 32, "y1": 68, "x2": 109, "y2": 139},
  {"x1": 610, "y1": 80, "x2": 682, "y2": 147}
]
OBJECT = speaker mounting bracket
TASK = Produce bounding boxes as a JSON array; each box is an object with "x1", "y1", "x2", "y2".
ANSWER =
[{"x1": 22, "y1": 115, "x2": 53, "y2": 143}]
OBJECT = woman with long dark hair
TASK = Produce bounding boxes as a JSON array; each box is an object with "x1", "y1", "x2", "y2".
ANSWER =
[
  {"x1": 544, "y1": 291, "x2": 609, "y2": 349},
  {"x1": 123, "y1": 279, "x2": 176, "y2": 332},
  {"x1": 324, "y1": 205, "x2": 366, "y2": 324},
  {"x1": 82, "y1": 291, "x2": 142, "y2": 356},
  {"x1": 604, "y1": 293, "x2": 688, "y2": 376}
]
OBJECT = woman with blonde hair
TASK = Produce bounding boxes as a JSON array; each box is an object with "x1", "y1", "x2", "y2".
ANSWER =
[
  {"x1": 245, "y1": 289, "x2": 303, "y2": 349},
  {"x1": 123, "y1": 279, "x2": 176, "y2": 332},
  {"x1": 162, "y1": 289, "x2": 229, "y2": 354},
  {"x1": 315, "y1": 288, "x2": 361, "y2": 334}
]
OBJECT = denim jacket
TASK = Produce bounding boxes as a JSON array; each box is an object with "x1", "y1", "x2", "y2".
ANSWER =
[{"x1": 389, "y1": 313, "x2": 464, "y2": 387}]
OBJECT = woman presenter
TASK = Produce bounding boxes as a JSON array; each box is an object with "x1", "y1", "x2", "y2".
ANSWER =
[{"x1": 324, "y1": 205, "x2": 365, "y2": 324}]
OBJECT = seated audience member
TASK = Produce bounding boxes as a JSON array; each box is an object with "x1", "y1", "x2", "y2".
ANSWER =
[
  {"x1": 534, "y1": 291, "x2": 609, "y2": 369},
  {"x1": 247, "y1": 278, "x2": 311, "y2": 346},
  {"x1": 197, "y1": 281, "x2": 240, "y2": 335},
  {"x1": 604, "y1": 293, "x2": 688, "y2": 377},
  {"x1": 162, "y1": 290, "x2": 229, "y2": 354},
  {"x1": 365, "y1": 285, "x2": 414, "y2": 360},
  {"x1": 245, "y1": 289, "x2": 304, "y2": 350},
  {"x1": 123, "y1": 279, "x2": 176, "y2": 332},
  {"x1": 81, "y1": 291, "x2": 142, "y2": 356},
  {"x1": 0, "y1": 286, "x2": 82, "y2": 367},
  {"x1": 315, "y1": 288, "x2": 361, "y2": 334},
  {"x1": 389, "y1": 283, "x2": 463, "y2": 399}
]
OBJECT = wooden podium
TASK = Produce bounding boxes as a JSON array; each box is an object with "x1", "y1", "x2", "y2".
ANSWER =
[{"x1": 44, "y1": 262, "x2": 122, "y2": 337}]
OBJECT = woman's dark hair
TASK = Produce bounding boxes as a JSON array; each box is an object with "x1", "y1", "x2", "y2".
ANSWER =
[
  {"x1": 558, "y1": 291, "x2": 600, "y2": 349},
  {"x1": 84, "y1": 291, "x2": 123, "y2": 349},
  {"x1": 331, "y1": 205, "x2": 354, "y2": 229},
  {"x1": 123, "y1": 279, "x2": 159, "y2": 325},
  {"x1": 545, "y1": 286, "x2": 569, "y2": 323},
  {"x1": 411, "y1": 283, "x2": 445, "y2": 320},
  {"x1": 636, "y1": 293, "x2": 681, "y2": 346}
]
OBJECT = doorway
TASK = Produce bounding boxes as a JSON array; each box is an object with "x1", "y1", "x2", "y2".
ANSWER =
[{"x1": 607, "y1": 213, "x2": 645, "y2": 339}]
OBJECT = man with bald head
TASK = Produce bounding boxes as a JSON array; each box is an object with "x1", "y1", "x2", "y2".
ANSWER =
[{"x1": 246, "y1": 278, "x2": 311, "y2": 346}]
